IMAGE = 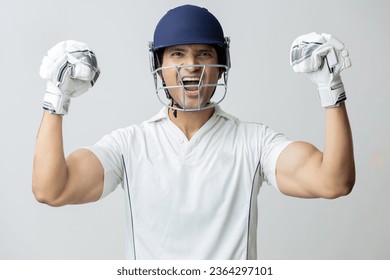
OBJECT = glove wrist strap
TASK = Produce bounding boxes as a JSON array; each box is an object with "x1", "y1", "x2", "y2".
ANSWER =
[
  {"x1": 42, "y1": 91, "x2": 71, "y2": 115},
  {"x1": 318, "y1": 82, "x2": 347, "y2": 108}
]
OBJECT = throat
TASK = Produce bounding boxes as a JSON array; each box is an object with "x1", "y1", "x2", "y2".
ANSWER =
[{"x1": 168, "y1": 107, "x2": 215, "y2": 140}]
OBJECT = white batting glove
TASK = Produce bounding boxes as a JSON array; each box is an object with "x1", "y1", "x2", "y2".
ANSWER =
[
  {"x1": 39, "y1": 40, "x2": 100, "y2": 115},
  {"x1": 290, "y1": 32, "x2": 351, "y2": 108}
]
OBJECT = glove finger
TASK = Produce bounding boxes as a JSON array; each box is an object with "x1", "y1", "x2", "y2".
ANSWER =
[
  {"x1": 320, "y1": 33, "x2": 350, "y2": 70},
  {"x1": 46, "y1": 41, "x2": 67, "y2": 60},
  {"x1": 290, "y1": 32, "x2": 327, "y2": 72},
  {"x1": 291, "y1": 42, "x2": 323, "y2": 72},
  {"x1": 321, "y1": 33, "x2": 345, "y2": 50},
  {"x1": 314, "y1": 41, "x2": 351, "y2": 73},
  {"x1": 39, "y1": 53, "x2": 68, "y2": 81},
  {"x1": 66, "y1": 47, "x2": 99, "y2": 82},
  {"x1": 39, "y1": 55, "x2": 52, "y2": 79},
  {"x1": 291, "y1": 32, "x2": 325, "y2": 47},
  {"x1": 63, "y1": 40, "x2": 91, "y2": 53},
  {"x1": 60, "y1": 77, "x2": 90, "y2": 97},
  {"x1": 329, "y1": 36, "x2": 351, "y2": 70},
  {"x1": 311, "y1": 44, "x2": 335, "y2": 70},
  {"x1": 71, "y1": 62, "x2": 95, "y2": 81},
  {"x1": 40, "y1": 41, "x2": 67, "y2": 79},
  {"x1": 41, "y1": 40, "x2": 99, "y2": 91},
  {"x1": 341, "y1": 49, "x2": 352, "y2": 69}
]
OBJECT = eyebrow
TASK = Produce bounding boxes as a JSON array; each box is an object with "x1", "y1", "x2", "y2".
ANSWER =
[
  {"x1": 166, "y1": 47, "x2": 187, "y2": 53},
  {"x1": 166, "y1": 46, "x2": 215, "y2": 53}
]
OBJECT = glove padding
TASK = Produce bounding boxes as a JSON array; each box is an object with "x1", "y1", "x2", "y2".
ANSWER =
[
  {"x1": 39, "y1": 40, "x2": 100, "y2": 115},
  {"x1": 290, "y1": 32, "x2": 351, "y2": 108}
]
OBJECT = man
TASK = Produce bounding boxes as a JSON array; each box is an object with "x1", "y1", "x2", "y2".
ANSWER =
[{"x1": 32, "y1": 5, "x2": 355, "y2": 259}]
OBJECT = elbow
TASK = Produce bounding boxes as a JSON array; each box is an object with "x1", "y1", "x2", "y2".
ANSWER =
[
  {"x1": 32, "y1": 182, "x2": 65, "y2": 207},
  {"x1": 344, "y1": 176, "x2": 356, "y2": 196},
  {"x1": 322, "y1": 177, "x2": 355, "y2": 199},
  {"x1": 32, "y1": 191, "x2": 51, "y2": 206},
  {"x1": 324, "y1": 184, "x2": 354, "y2": 199}
]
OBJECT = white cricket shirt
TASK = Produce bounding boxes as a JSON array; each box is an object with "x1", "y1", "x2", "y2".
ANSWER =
[{"x1": 86, "y1": 105, "x2": 292, "y2": 259}]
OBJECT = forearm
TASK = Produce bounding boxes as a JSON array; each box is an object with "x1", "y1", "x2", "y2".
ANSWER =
[
  {"x1": 281, "y1": 32, "x2": 355, "y2": 198},
  {"x1": 33, "y1": 41, "x2": 103, "y2": 206},
  {"x1": 321, "y1": 103, "x2": 355, "y2": 193},
  {"x1": 32, "y1": 111, "x2": 68, "y2": 203}
]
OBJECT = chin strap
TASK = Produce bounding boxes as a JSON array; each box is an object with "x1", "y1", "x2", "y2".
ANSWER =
[
  {"x1": 164, "y1": 81, "x2": 181, "y2": 118},
  {"x1": 171, "y1": 99, "x2": 178, "y2": 118},
  {"x1": 162, "y1": 81, "x2": 178, "y2": 118}
]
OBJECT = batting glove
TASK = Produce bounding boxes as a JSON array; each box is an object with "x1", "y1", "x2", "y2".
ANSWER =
[
  {"x1": 39, "y1": 40, "x2": 100, "y2": 115},
  {"x1": 290, "y1": 32, "x2": 351, "y2": 108}
]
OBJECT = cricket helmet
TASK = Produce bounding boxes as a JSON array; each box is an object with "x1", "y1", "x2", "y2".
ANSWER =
[{"x1": 149, "y1": 5, "x2": 231, "y2": 112}]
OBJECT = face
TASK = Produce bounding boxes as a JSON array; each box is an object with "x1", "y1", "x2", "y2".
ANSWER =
[{"x1": 160, "y1": 44, "x2": 222, "y2": 110}]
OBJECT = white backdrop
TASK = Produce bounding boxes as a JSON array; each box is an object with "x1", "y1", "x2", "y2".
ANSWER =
[{"x1": 0, "y1": 0, "x2": 389, "y2": 259}]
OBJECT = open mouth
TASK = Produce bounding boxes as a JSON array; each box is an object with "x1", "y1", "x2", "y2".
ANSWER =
[{"x1": 181, "y1": 77, "x2": 201, "y2": 92}]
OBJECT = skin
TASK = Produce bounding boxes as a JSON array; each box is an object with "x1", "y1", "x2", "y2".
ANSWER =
[
  {"x1": 276, "y1": 103, "x2": 355, "y2": 198},
  {"x1": 32, "y1": 43, "x2": 355, "y2": 207},
  {"x1": 160, "y1": 44, "x2": 221, "y2": 111},
  {"x1": 160, "y1": 44, "x2": 221, "y2": 139}
]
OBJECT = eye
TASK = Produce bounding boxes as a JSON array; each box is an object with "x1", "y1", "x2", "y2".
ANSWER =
[
  {"x1": 171, "y1": 51, "x2": 184, "y2": 57},
  {"x1": 197, "y1": 51, "x2": 212, "y2": 57}
]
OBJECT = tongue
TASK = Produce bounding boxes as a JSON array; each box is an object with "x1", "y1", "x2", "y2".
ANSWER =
[
  {"x1": 186, "y1": 86, "x2": 198, "y2": 92},
  {"x1": 183, "y1": 81, "x2": 199, "y2": 92}
]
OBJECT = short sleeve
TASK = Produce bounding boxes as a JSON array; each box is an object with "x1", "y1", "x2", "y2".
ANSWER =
[
  {"x1": 84, "y1": 130, "x2": 125, "y2": 199},
  {"x1": 260, "y1": 126, "x2": 293, "y2": 191}
]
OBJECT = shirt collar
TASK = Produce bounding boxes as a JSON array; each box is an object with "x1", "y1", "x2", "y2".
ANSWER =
[{"x1": 145, "y1": 105, "x2": 238, "y2": 124}]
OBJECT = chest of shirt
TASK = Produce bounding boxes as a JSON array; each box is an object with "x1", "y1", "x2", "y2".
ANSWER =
[{"x1": 122, "y1": 118, "x2": 262, "y2": 199}]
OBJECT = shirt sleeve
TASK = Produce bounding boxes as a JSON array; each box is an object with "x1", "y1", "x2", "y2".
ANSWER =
[
  {"x1": 84, "y1": 130, "x2": 125, "y2": 199},
  {"x1": 260, "y1": 125, "x2": 293, "y2": 191}
]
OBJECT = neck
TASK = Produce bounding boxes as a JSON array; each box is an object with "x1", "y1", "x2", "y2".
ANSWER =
[{"x1": 168, "y1": 107, "x2": 215, "y2": 140}]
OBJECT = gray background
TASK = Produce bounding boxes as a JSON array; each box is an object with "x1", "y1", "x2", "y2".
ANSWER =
[{"x1": 0, "y1": 0, "x2": 389, "y2": 259}]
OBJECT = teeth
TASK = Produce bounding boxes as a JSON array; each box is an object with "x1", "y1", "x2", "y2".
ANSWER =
[{"x1": 182, "y1": 77, "x2": 200, "y2": 82}]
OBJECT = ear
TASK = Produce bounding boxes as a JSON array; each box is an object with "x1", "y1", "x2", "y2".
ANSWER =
[
  {"x1": 218, "y1": 69, "x2": 224, "y2": 79},
  {"x1": 157, "y1": 70, "x2": 163, "y2": 79}
]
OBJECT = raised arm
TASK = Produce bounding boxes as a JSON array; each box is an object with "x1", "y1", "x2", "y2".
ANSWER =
[
  {"x1": 32, "y1": 41, "x2": 103, "y2": 206},
  {"x1": 276, "y1": 32, "x2": 355, "y2": 199},
  {"x1": 276, "y1": 103, "x2": 355, "y2": 198}
]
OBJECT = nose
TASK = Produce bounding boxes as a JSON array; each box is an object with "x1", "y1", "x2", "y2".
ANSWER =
[
  {"x1": 182, "y1": 57, "x2": 201, "y2": 74},
  {"x1": 182, "y1": 53, "x2": 199, "y2": 72}
]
